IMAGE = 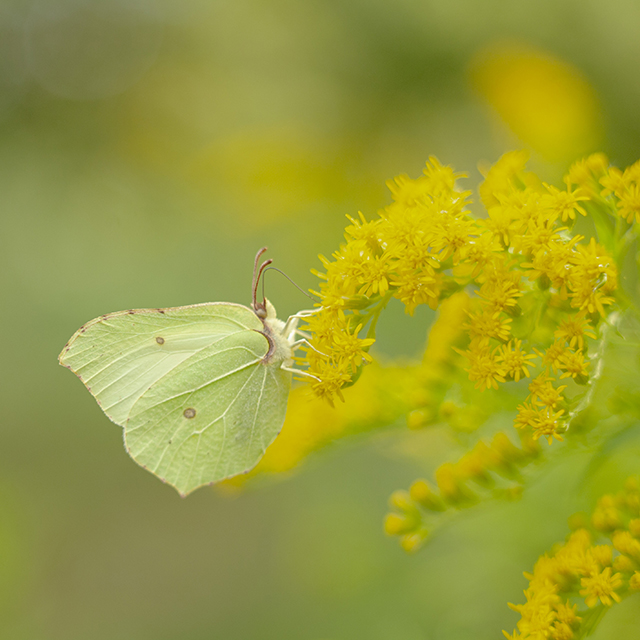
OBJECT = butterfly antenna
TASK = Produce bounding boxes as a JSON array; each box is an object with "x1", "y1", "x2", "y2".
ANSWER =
[
  {"x1": 262, "y1": 267, "x2": 319, "y2": 303},
  {"x1": 252, "y1": 247, "x2": 272, "y2": 315}
]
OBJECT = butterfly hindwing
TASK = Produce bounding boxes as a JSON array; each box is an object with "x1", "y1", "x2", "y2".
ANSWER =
[{"x1": 124, "y1": 328, "x2": 290, "y2": 495}]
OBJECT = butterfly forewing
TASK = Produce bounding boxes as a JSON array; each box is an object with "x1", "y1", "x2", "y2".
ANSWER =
[
  {"x1": 59, "y1": 303, "x2": 265, "y2": 426},
  {"x1": 125, "y1": 330, "x2": 290, "y2": 495}
]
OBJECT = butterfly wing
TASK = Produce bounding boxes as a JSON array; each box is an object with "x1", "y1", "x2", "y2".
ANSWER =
[
  {"x1": 124, "y1": 332, "x2": 290, "y2": 495},
  {"x1": 59, "y1": 303, "x2": 291, "y2": 494}
]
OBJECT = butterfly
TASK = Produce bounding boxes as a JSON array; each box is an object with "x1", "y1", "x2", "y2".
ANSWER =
[{"x1": 59, "y1": 248, "x2": 314, "y2": 496}]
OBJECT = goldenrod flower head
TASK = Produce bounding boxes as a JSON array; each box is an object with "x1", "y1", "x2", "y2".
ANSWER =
[
  {"x1": 497, "y1": 339, "x2": 537, "y2": 381},
  {"x1": 558, "y1": 349, "x2": 590, "y2": 383},
  {"x1": 554, "y1": 313, "x2": 596, "y2": 350},
  {"x1": 385, "y1": 173, "x2": 431, "y2": 208},
  {"x1": 515, "y1": 401, "x2": 540, "y2": 430},
  {"x1": 478, "y1": 150, "x2": 532, "y2": 208},
  {"x1": 528, "y1": 375, "x2": 567, "y2": 408},
  {"x1": 465, "y1": 308, "x2": 513, "y2": 345},
  {"x1": 588, "y1": 544, "x2": 613, "y2": 569},
  {"x1": 580, "y1": 567, "x2": 623, "y2": 607},
  {"x1": 459, "y1": 344, "x2": 507, "y2": 390},
  {"x1": 555, "y1": 602, "x2": 580, "y2": 627},
  {"x1": 617, "y1": 182, "x2": 640, "y2": 224},
  {"x1": 551, "y1": 621, "x2": 574, "y2": 640},
  {"x1": 542, "y1": 180, "x2": 589, "y2": 222},
  {"x1": 568, "y1": 153, "x2": 608, "y2": 195},
  {"x1": 409, "y1": 479, "x2": 446, "y2": 511},
  {"x1": 612, "y1": 554, "x2": 636, "y2": 574},
  {"x1": 536, "y1": 340, "x2": 569, "y2": 375},
  {"x1": 383, "y1": 512, "x2": 416, "y2": 536},
  {"x1": 422, "y1": 155, "x2": 467, "y2": 193},
  {"x1": 612, "y1": 530, "x2": 640, "y2": 562},
  {"x1": 530, "y1": 407, "x2": 566, "y2": 444},
  {"x1": 592, "y1": 502, "x2": 623, "y2": 533}
]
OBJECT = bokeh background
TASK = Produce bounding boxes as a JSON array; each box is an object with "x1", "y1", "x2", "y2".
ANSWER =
[{"x1": 1, "y1": 0, "x2": 640, "y2": 638}]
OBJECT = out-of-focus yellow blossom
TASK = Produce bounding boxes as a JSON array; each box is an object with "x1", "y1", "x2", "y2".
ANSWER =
[
  {"x1": 385, "y1": 432, "x2": 540, "y2": 551},
  {"x1": 568, "y1": 153, "x2": 609, "y2": 197},
  {"x1": 505, "y1": 478, "x2": 640, "y2": 639},
  {"x1": 580, "y1": 567, "x2": 623, "y2": 607},
  {"x1": 470, "y1": 42, "x2": 603, "y2": 162}
]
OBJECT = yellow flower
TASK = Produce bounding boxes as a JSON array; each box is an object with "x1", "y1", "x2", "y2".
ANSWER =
[
  {"x1": 567, "y1": 153, "x2": 608, "y2": 193},
  {"x1": 307, "y1": 359, "x2": 352, "y2": 405},
  {"x1": 460, "y1": 344, "x2": 507, "y2": 390},
  {"x1": 422, "y1": 155, "x2": 466, "y2": 193},
  {"x1": 330, "y1": 319, "x2": 375, "y2": 372},
  {"x1": 515, "y1": 401, "x2": 539, "y2": 430},
  {"x1": 384, "y1": 512, "x2": 417, "y2": 535},
  {"x1": 543, "y1": 180, "x2": 589, "y2": 222},
  {"x1": 554, "y1": 314, "x2": 596, "y2": 350},
  {"x1": 591, "y1": 497, "x2": 623, "y2": 532},
  {"x1": 464, "y1": 308, "x2": 513, "y2": 345},
  {"x1": 356, "y1": 254, "x2": 391, "y2": 297},
  {"x1": 478, "y1": 150, "x2": 532, "y2": 208},
  {"x1": 558, "y1": 349, "x2": 590, "y2": 383},
  {"x1": 600, "y1": 166, "x2": 626, "y2": 198},
  {"x1": 484, "y1": 204, "x2": 520, "y2": 246},
  {"x1": 536, "y1": 340, "x2": 569, "y2": 374},
  {"x1": 497, "y1": 339, "x2": 537, "y2": 381},
  {"x1": 555, "y1": 602, "x2": 580, "y2": 627},
  {"x1": 612, "y1": 530, "x2": 640, "y2": 562},
  {"x1": 476, "y1": 273, "x2": 522, "y2": 313},
  {"x1": 528, "y1": 376, "x2": 567, "y2": 408},
  {"x1": 579, "y1": 567, "x2": 623, "y2": 607},
  {"x1": 344, "y1": 211, "x2": 380, "y2": 246},
  {"x1": 530, "y1": 407, "x2": 566, "y2": 444},
  {"x1": 391, "y1": 268, "x2": 439, "y2": 315},
  {"x1": 617, "y1": 182, "x2": 640, "y2": 224},
  {"x1": 551, "y1": 621, "x2": 574, "y2": 640}
]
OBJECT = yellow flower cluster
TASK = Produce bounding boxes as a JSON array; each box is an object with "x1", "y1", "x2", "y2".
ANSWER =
[
  {"x1": 384, "y1": 432, "x2": 540, "y2": 552},
  {"x1": 302, "y1": 151, "x2": 623, "y2": 445},
  {"x1": 504, "y1": 477, "x2": 640, "y2": 640},
  {"x1": 599, "y1": 157, "x2": 640, "y2": 224},
  {"x1": 302, "y1": 156, "x2": 469, "y2": 402}
]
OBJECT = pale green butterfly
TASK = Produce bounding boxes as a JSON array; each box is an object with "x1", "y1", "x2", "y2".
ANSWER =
[{"x1": 59, "y1": 248, "x2": 315, "y2": 496}]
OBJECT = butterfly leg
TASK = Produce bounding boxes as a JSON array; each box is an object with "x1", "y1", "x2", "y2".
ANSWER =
[
  {"x1": 290, "y1": 338, "x2": 329, "y2": 358},
  {"x1": 280, "y1": 365, "x2": 321, "y2": 381},
  {"x1": 283, "y1": 308, "x2": 320, "y2": 335}
]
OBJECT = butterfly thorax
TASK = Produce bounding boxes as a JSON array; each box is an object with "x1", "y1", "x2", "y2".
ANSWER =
[{"x1": 259, "y1": 299, "x2": 295, "y2": 367}]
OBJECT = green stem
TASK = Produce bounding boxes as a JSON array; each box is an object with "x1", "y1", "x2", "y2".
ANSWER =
[{"x1": 365, "y1": 290, "x2": 393, "y2": 341}]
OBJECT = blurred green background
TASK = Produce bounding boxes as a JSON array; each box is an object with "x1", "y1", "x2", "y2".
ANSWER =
[{"x1": 1, "y1": 0, "x2": 640, "y2": 638}]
